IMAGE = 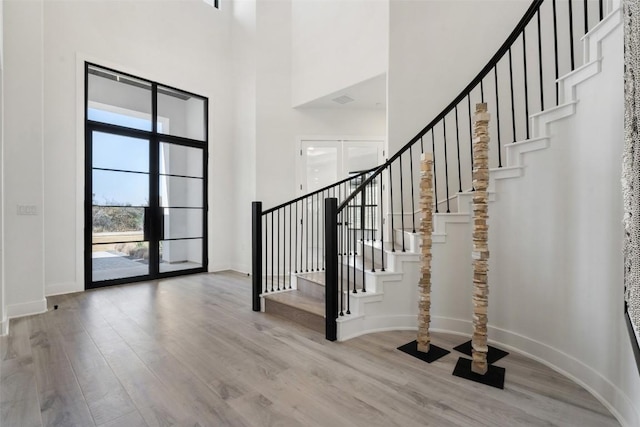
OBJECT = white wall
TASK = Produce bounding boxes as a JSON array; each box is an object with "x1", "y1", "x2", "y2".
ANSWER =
[
  {"x1": 487, "y1": 25, "x2": 639, "y2": 424},
  {"x1": 3, "y1": 0, "x2": 47, "y2": 318},
  {"x1": 0, "y1": 0, "x2": 6, "y2": 335},
  {"x1": 228, "y1": 0, "x2": 387, "y2": 274},
  {"x1": 291, "y1": 0, "x2": 388, "y2": 107},
  {"x1": 230, "y1": 0, "x2": 257, "y2": 275},
  {"x1": 1, "y1": 0, "x2": 236, "y2": 314}
]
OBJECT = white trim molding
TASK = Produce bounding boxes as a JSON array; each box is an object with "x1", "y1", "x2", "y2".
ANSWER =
[{"x1": 6, "y1": 298, "x2": 47, "y2": 319}]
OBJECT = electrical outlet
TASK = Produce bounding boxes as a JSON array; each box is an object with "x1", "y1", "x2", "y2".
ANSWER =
[{"x1": 17, "y1": 205, "x2": 38, "y2": 216}]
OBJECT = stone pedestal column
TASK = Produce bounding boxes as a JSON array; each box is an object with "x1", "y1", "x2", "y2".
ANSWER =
[
  {"x1": 417, "y1": 153, "x2": 434, "y2": 353},
  {"x1": 471, "y1": 103, "x2": 491, "y2": 375}
]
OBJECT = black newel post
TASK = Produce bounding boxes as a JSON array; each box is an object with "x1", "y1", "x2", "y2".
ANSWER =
[
  {"x1": 252, "y1": 201, "x2": 262, "y2": 312},
  {"x1": 324, "y1": 198, "x2": 338, "y2": 341}
]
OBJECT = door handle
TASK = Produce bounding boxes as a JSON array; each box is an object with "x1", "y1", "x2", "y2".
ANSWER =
[
  {"x1": 158, "y1": 207, "x2": 165, "y2": 241},
  {"x1": 143, "y1": 207, "x2": 150, "y2": 241}
]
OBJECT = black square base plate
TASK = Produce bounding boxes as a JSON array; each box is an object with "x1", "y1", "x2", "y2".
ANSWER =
[
  {"x1": 397, "y1": 340, "x2": 450, "y2": 363},
  {"x1": 452, "y1": 357, "x2": 506, "y2": 389},
  {"x1": 453, "y1": 340, "x2": 509, "y2": 364}
]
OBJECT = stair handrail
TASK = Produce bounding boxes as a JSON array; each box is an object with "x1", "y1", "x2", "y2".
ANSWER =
[
  {"x1": 262, "y1": 166, "x2": 377, "y2": 215},
  {"x1": 337, "y1": 0, "x2": 544, "y2": 213}
]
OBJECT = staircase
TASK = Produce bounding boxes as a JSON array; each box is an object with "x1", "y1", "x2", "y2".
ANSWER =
[{"x1": 254, "y1": 0, "x2": 623, "y2": 341}]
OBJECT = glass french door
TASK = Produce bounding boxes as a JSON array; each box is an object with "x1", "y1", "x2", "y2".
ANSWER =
[
  {"x1": 298, "y1": 138, "x2": 384, "y2": 258},
  {"x1": 85, "y1": 63, "x2": 207, "y2": 288}
]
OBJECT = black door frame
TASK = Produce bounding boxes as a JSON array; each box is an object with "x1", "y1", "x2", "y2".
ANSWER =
[{"x1": 84, "y1": 62, "x2": 209, "y2": 289}]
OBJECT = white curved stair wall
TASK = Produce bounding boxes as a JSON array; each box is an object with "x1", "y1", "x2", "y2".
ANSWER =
[{"x1": 338, "y1": 6, "x2": 640, "y2": 426}]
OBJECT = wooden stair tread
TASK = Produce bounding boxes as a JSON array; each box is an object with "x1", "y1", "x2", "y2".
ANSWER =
[{"x1": 263, "y1": 290, "x2": 324, "y2": 317}]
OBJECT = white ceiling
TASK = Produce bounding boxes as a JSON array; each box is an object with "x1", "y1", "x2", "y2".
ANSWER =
[{"x1": 295, "y1": 73, "x2": 387, "y2": 110}]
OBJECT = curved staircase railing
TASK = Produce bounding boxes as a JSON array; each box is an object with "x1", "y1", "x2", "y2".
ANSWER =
[{"x1": 253, "y1": 0, "x2": 610, "y2": 340}]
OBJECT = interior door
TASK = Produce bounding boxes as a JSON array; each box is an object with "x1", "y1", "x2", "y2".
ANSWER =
[{"x1": 299, "y1": 139, "x2": 384, "y2": 194}]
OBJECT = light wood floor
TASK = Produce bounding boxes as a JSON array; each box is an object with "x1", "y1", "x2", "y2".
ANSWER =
[{"x1": 0, "y1": 271, "x2": 619, "y2": 427}]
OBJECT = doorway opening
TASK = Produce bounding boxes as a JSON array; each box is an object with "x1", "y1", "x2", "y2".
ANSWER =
[{"x1": 85, "y1": 63, "x2": 208, "y2": 288}]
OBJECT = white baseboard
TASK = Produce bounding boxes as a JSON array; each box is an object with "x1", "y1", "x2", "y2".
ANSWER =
[
  {"x1": 208, "y1": 263, "x2": 231, "y2": 272},
  {"x1": 46, "y1": 281, "x2": 82, "y2": 297},
  {"x1": 230, "y1": 264, "x2": 251, "y2": 276},
  {"x1": 431, "y1": 316, "x2": 639, "y2": 427},
  {"x1": 6, "y1": 298, "x2": 47, "y2": 319},
  {"x1": 337, "y1": 314, "x2": 417, "y2": 341},
  {"x1": 0, "y1": 316, "x2": 9, "y2": 336}
]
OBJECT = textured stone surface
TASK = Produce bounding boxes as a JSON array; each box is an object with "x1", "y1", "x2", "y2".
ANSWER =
[
  {"x1": 623, "y1": 0, "x2": 640, "y2": 344},
  {"x1": 471, "y1": 103, "x2": 490, "y2": 375},
  {"x1": 417, "y1": 153, "x2": 434, "y2": 353}
]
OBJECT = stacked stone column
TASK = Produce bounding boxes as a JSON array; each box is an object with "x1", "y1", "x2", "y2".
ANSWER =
[
  {"x1": 471, "y1": 103, "x2": 491, "y2": 375},
  {"x1": 417, "y1": 153, "x2": 434, "y2": 353}
]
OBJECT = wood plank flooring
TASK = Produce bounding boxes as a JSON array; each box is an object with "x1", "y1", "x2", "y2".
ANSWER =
[{"x1": 0, "y1": 271, "x2": 619, "y2": 427}]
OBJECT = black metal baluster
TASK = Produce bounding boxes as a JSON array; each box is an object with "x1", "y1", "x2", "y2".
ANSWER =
[
  {"x1": 584, "y1": 0, "x2": 589, "y2": 35},
  {"x1": 304, "y1": 197, "x2": 308, "y2": 272},
  {"x1": 537, "y1": 8, "x2": 544, "y2": 112},
  {"x1": 289, "y1": 204, "x2": 292, "y2": 286},
  {"x1": 599, "y1": 0, "x2": 603, "y2": 20},
  {"x1": 360, "y1": 188, "x2": 366, "y2": 291},
  {"x1": 553, "y1": 0, "x2": 560, "y2": 105},
  {"x1": 480, "y1": 80, "x2": 485, "y2": 102},
  {"x1": 420, "y1": 136, "x2": 424, "y2": 153},
  {"x1": 347, "y1": 204, "x2": 352, "y2": 295},
  {"x1": 320, "y1": 191, "x2": 329, "y2": 271},
  {"x1": 277, "y1": 209, "x2": 280, "y2": 291},
  {"x1": 443, "y1": 117, "x2": 451, "y2": 213},
  {"x1": 468, "y1": 95, "x2": 474, "y2": 190},
  {"x1": 399, "y1": 155, "x2": 406, "y2": 251},
  {"x1": 454, "y1": 105, "x2": 462, "y2": 192},
  {"x1": 379, "y1": 170, "x2": 385, "y2": 271},
  {"x1": 523, "y1": 29, "x2": 531, "y2": 139},
  {"x1": 494, "y1": 67, "x2": 503, "y2": 168},
  {"x1": 389, "y1": 163, "x2": 396, "y2": 251},
  {"x1": 569, "y1": 0, "x2": 575, "y2": 71},
  {"x1": 311, "y1": 196, "x2": 314, "y2": 272},
  {"x1": 264, "y1": 215, "x2": 269, "y2": 293},
  {"x1": 294, "y1": 202, "x2": 302, "y2": 273},
  {"x1": 316, "y1": 193, "x2": 324, "y2": 271},
  {"x1": 431, "y1": 131, "x2": 439, "y2": 212},
  {"x1": 410, "y1": 146, "x2": 416, "y2": 233},
  {"x1": 370, "y1": 176, "x2": 375, "y2": 241},
  {"x1": 352, "y1": 200, "x2": 358, "y2": 293},
  {"x1": 270, "y1": 212, "x2": 274, "y2": 292},
  {"x1": 371, "y1": 180, "x2": 376, "y2": 272},
  {"x1": 509, "y1": 47, "x2": 517, "y2": 141},
  {"x1": 339, "y1": 209, "x2": 344, "y2": 316}
]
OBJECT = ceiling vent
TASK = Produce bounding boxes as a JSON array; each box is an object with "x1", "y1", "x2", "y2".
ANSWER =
[{"x1": 332, "y1": 95, "x2": 355, "y2": 105}]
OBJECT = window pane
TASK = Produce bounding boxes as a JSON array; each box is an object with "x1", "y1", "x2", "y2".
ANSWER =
[
  {"x1": 93, "y1": 132, "x2": 149, "y2": 173},
  {"x1": 162, "y1": 208, "x2": 203, "y2": 240},
  {"x1": 159, "y1": 143, "x2": 203, "y2": 178},
  {"x1": 159, "y1": 176, "x2": 202, "y2": 208},
  {"x1": 93, "y1": 170, "x2": 149, "y2": 207},
  {"x1": 306, "y1": 146, "x2": 338, "y2": 192},
  {"x1": 87, "y1": 65, "x2": 152, "y2": 131},
  {"x1": 157, "y1": 86, "x2": 206, "y2": 141},
  {"x1": 92, "y1": 242, "x2": 149, "y2": 281},
  {"x1": 93, "y1": 206, "x2": 145, "y2": 241},
  {"x1": 346, "y1": 146, "x2": 379, "y2": 173},
  {"x1": 160, "y1": 239, "x2": 203, "y2": 273}
]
